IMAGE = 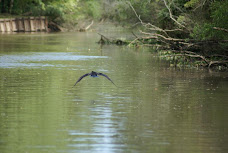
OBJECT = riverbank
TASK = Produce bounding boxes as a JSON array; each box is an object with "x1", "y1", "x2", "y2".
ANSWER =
[
  {"x1": 96, "y1": 30, "x2": 228, "y2": 71},
  {"x1": 0, "y1": 14, "x2": 226, "y2": 71},
  {"x1": 158, "y1": 50, "x2": 228, "y2": 71}
]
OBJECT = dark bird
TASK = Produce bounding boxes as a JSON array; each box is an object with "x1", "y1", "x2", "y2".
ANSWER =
[{"x1": 74, "y1": 71, "x2": 117, "y2": 87}]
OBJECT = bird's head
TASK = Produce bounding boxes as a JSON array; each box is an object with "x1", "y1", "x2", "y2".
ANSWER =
[{"x1": 91, "y1": 71, "x2": 97, "y2": 75}]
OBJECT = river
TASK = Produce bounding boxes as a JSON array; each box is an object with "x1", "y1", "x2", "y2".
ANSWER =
[{"x1": 0, "y1": 31, "x2": 228, "y2": 153}]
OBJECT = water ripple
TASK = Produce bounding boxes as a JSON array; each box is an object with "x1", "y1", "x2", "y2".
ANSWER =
[{"x1": 0, "y1": 52, "x2": 108, "y2": 68}]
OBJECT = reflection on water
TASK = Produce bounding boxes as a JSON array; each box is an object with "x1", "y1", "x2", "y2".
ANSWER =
[
  {"x1": 0, "y1": 32, "x2": 228, "y2": 153},
  {"x1": 0, "y1": 52, "x2": 107, "y2": 68}
]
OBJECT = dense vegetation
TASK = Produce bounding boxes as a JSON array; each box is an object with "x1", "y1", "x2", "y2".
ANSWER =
[
  {"x1": 1, "y1": 0, "x2": 228, "y2": 68},
  {"x1": 0, "y1": 0, "x2": 101, "y2": 28}
]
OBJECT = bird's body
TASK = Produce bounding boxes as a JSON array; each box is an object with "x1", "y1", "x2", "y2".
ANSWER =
[
  {"x1": 90, "y1": 71, "x2": 98, "y2": 77},
  {"x1": 74, "y1": 71, "x2": 116, "y2": 87}
]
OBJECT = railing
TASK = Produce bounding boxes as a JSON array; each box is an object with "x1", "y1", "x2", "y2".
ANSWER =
[{"x1": 0, "y1": 16, "x2": 48, "y2": 32}]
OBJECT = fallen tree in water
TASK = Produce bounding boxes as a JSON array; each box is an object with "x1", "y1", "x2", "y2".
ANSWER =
[
  {"x1": 126, "y1": 1, "x2": 228, "y2": 69},
  {"x1": 48, "y1": 21, "x2": 63, "y2": 32},
  {"x1": 97, "y1": 33, "x2": 129, "y2": 45},
  {"x1": 79, "y1": 20, "x2": 94, "y2": 32},
  {"x1": 98, "y1": 31, "x2": 228, "y2": 69},
  {"x1": 97, "y1": 1, "x2": 228, "y2": 69}
]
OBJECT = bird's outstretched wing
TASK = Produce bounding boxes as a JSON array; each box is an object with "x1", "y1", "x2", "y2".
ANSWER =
[
  {"x1": 73, "y1": 73, "x2": 90, "y2": 86},
  {"x1": 97, "y1": 73, "x2": 117, "y2": 87}
]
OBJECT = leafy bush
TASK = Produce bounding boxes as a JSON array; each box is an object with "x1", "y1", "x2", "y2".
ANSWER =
[
  {"x1": 45, "y1": 4, "x2": 64, "y2": 21},
  {"x1": 191, "y1": 0, "x2": 228, "y2": 40},
  {"x1": 79, "y1": 1, "x2": 102, "y2": 20}
]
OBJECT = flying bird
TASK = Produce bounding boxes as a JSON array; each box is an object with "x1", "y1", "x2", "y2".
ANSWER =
[{"x1": 74, "y1": 71, "x2": 117, "y2": 87}]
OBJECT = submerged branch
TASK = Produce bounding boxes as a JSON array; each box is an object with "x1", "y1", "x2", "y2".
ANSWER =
[
  {"x1": 97, "y1": 33, "x2": 128, "y2": 45},
  {"x1": 85, "y1": 20, "x2": 94, "y2": 31},
  {"x1": 79, "y1": 20, "x2": 94, "y2": 32},
  {"x1": 162, "y1": 50, "x2": 228, "y2": 68}
]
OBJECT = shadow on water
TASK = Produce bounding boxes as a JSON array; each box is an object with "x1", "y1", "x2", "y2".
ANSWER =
[{"x1": 0, "y1": 31, "x2": 228, "y2": 153}]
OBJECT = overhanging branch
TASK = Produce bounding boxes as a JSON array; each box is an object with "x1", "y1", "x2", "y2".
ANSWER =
[{"x1": 162, "y1": 0, "x2": 186, "y2": 28}]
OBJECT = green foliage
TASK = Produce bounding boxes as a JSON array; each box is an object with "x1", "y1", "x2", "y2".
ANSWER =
[
  {"x1": 45, "y1": 0, "x2": 79, "y2": 24},
  {"x1": 157, "y1": 8, "x2": 173, "y2": 29},
  {"x1": 45, "y1": 4, "x2": 64, "y2": 20},
  {"x1": 184, "y1": 0, "x2": 199, "y2": 8},
  {"x1": 191, "y1": 23, "x2": 214, "y2": 40},
  {"x1": 1, "y1": 0, "x2": 89, "y2": 27},
  {"x1": 191, "y1": 0, "x2": 228, "y2": 40},
  {"x1": 211, "y1": 0, "x2": 228, "y2": 30},
  {"x1": 100, "y1": 0, "x2": 161, "y2": 25},
  {"x1": 157, "y1": 0, "x2": 188, "y2": 30},
  {"x1": 108, "y1": 2, "x2": 131, "y2": 23},
  {"x1": 26, "y1": 0, "x2": 46, "y2": 16},
  {"x1": 1, "y1": 0, "x2": 228, "y2": 43},
  {"x1": 80, "y1": 1, "x2": 102, "y2": 19}
]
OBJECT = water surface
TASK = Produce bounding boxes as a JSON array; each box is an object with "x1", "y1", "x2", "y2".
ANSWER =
[{"x1": 0, "y1": 32, "x2": 228, "y2": 153}]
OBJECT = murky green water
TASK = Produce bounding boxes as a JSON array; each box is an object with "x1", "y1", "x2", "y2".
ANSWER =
[{"x1": 0, "y1": 31, "x2": 228, "y2": 153}]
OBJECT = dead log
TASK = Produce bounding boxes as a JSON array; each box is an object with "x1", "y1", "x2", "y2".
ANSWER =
[
  {"x1": 97, "y1": 33, "x2": 111, "y2": 44},
  {"x1": 97, "y1": 33, "x2": 128, "y2": 45},
  {"x1": 79, "y1": 20, "x2": 94, "y2": 32},
  {"x1": 48, "y1": 21, "x2": 62, "y2": 32}
]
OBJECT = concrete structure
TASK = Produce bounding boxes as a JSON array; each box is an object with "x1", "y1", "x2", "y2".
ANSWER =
[{"x1": 0, "y1": 16, "x2": 48, "y2": 32}]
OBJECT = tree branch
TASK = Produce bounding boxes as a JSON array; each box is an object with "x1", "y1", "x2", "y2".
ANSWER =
[
  {"x1": 127, "y1": 1, "x2": 170, "y2": 37},
  {"x1": 85, "y1": 20, "x2": 94, "y2": 30},
  {"x1": 162, "y1": 0, "x2": 186, "y2": 28},
  {"x1": 213, "y1": 27, "x2": 228, "y2": 33}
]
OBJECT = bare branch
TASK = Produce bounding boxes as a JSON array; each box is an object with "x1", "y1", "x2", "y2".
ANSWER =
[
  {"x1": 127, "y1": 1, "x2": 143, "y2": 23},
  {"x1": 162, "y1": 0, "x2": 186, "y2": 28},
  {"x1": 213, "y1": 27, "x2": 228, "y2": 33},
  {"x1": 128, "y1": 37, "x2": 141, "y2": 46},
  {"x1": 127, "y1": 1, "x2": 170, "y2": 37},
  {"x1": 166, "y1": 50, "x2": 228, "y2": 68},
  {"x1": 85, "y1": 20, "x2": 94, "y2": 31}
]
